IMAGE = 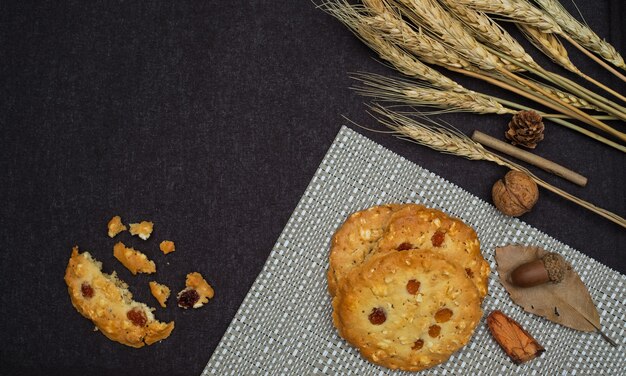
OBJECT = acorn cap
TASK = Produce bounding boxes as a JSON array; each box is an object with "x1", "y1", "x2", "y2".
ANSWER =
[{"x1": 542, "y1": 252, "x2": 566, "y2": 283}]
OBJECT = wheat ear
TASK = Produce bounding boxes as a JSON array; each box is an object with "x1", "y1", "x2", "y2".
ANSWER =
[
  {"x1": 361, "y1": 12, "x2": 472, "y2": 71},
  {"x1": 457, "y1": 0, "x2": 626, "y2": 82},
  {"x1": 321, "y1": 1, "x2": 463, "y2": 91},
  {"x1": 351, "y1": 72, "x2": 514, "y2": 114},
  {"x1": 454, "y1": 0, "x2": 561, "y2": 32},
  {"x1": 439, "y1": 2, "x2": 606, "y2": 112},
  {"x1": 517, "y1": 23, "x2": 579, "y2": 73},
  {"x1": 367, "y1": 104, "x2": 626, "y2": 228},
  {"x1": 517, "y1": 24, "x2": 626, "y2": 102},
  {"x1": 533, "y1": 0, "x2": 625, "y2": 70},
  {"x1": 439, "y1": 0, "x2": 535, "y2": 71},
  {"x1": 392, "y1": 0, "x2": 502, "y2": 71}
]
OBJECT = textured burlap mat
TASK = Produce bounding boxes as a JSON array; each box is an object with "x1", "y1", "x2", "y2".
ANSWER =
[{"x1": 203, "y1": 127, "x2": 625, "y2": 375}]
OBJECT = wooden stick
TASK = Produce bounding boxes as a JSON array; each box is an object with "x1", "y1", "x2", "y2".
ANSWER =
[{"x1": 472, "y1": 131, "x2": 588, "y2": 187}]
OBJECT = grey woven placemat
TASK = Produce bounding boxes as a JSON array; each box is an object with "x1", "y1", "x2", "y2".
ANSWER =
[{"x1": 203, "y1": 126, "x2": 625, "y2": 375}]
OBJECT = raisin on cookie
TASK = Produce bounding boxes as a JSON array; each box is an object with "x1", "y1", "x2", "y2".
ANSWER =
[
  {"x1": 64, "y1": 247, "x2": 174, "y2": 348},
  {"x1": 177, "y1": 272, "x2": 214, "y2": 309}
]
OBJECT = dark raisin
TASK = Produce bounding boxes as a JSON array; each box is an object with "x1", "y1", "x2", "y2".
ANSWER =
[
  {"x1": 435, "y1": 308, "x2": 453, "y2": 323},
  {"x1": 412, "y1": 339, "x2": 424, "y2": 350},
  {"x1": 431, "y1": 231, "x2": 445, "y2": 247},
  {"x1": 127, "y1": 308, "x2": 147, "y2": 327},
  {"x1": 178, "y1": 289, "x2": 200, "y2": 309},
  {"x1": 428, "y1": 325, "x2": 441, "y2": 338},
  {"x1": 396, "y1": 242, "x2": 413, "y2": 251},
  {"x1": 406, "y1": 279, "x2": 421, "y2": 295},
  {"x1": 368, "y1": 307, "x2": 386, "y2": 325},
  {"x1": 81, "y1": 282, "x2": 94, "y2": 298}
]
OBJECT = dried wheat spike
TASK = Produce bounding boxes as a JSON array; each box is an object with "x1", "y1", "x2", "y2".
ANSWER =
[
  {"x1": 440, "y1": 0, "x2": 535, "y2": 71},
  {"x1": 534, "y1": 0, "x2": 625, "y2": 70}
]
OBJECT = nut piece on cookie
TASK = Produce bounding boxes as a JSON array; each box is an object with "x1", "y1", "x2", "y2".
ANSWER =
[
  {"x1": 129, "y1": 221, "x2": 154, "y2": 240},
  {"x1": 107, "y1": 216, "x2": 127, "y2": 238},
  {"x1": 149, "y1": 281, "x2": 171, "y2": 308},
  {"x1": 159, "y1": 240, "x2": 175, "y2": 255},
  {"x1": 64, "y1": 247, "x2": 174, "y2": 348},
  {"x1": 113, "y1": 242, "x2": 156, "y2": 275},
  {"x1": 177, "y1": 272, "x2": 214, "y2": 309}
]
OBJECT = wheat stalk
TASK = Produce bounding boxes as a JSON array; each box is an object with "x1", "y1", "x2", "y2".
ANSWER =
[
  {"x1": 321, "y1": 1, "x2": 464, "y2": 92},
  {"x1": 533, "y1": 0, "x2": 625, "y2": 70},
  {"x1": 386, "y1": 0, "x2": 625, "y2": 140},
  {"x1": 539, "y1": 83, "x2": 595, "y2": 110},
  {"x1": 351, "y1": 72, "x2": 515, "y2": 114},
  {"x1": 351, "y1": 72, "x2": 625, "y2": 151},
  {"x1": 323, "y1": 0, "x2": 626, "y2": 141},
  {"x1": 437, "y1": 2, "x2": 605, "y2": 112},
  {"x1": 516, "y1": 24, "x2": 626, "y2": 103},
  {"x1": 485, "y1": 44, "x2": 626, "y2": 119},
  {"x1": 367, "y1": 104, "x2": 626, "y2": 228},
  {"x1": 439, "y1": 0, "x2": 535, "y2": 71},
  {"x1": 438, "y1": 0, "x2": 622, "y2": 115},
  {"x1": 457, "y1": 0, "x2": 626, "y2": 83}
]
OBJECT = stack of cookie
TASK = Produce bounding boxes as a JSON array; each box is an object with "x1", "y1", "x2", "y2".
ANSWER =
[{"x1": 328, "y1": 204, "x2": 490, "y2": 371}]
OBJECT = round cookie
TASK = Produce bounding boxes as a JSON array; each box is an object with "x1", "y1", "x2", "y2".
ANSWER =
[
  {"x1": 376, "y1": 208, "x2": 490, "y2": 300},
  {"x1": 332, "y1": 249, "x2": 482, "y2": 371},
  {"x1": 327, "y1": 203, "x2": 426, "y2": 296}
]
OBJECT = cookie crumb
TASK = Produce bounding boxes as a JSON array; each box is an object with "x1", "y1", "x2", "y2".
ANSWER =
[
  {"x1": 159, "y1": 240, "x2": 175, "y2": 255},
  {"x1": 177, "y1": 272, "x2": 214, "y2": 309},
  {"x1": 149, "y1": 281, "x2": 171, "y2": 308},
  {"x1": 129, "y1": 221, "x2": 154, "y2": 240},
  {"x1": 113, "y1": 242, "x2": 156, "y2": 275},
  {"x1": 107, "y1": 216, "x2": 127, "y2": 238}
]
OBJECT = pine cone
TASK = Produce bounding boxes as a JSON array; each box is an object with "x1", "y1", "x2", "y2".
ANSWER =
[{"x1": 506, "y1": 110, "x2": 544, "y2": 149}]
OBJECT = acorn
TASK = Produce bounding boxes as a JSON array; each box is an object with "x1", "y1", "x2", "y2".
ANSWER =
[{"x1": 510, "y1": 252, "x2": 567, "y2": 287}]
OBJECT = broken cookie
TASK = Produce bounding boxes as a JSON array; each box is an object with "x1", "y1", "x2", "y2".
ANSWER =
[
  {"x1": 177, "y1": 272, "x2": 214, "y2": 309},
  {"x1": 149, "y1": 281, "x2": 171, "y2": 308},
  {"x1": 65, "y1": 247, "x2": 174, "y2": 347},
  {"x1": 129, "y1": 221, "x2": 153, "y2": 240},
  {"x1": 159, "y1": 240, "x2": 175, "y2": 255},
  {"x1": 113, "y1": 242, "x2": 156, "y2": 275},
  {"x1": 107, "y1": 216, "x2": 127, "y2": 238}
]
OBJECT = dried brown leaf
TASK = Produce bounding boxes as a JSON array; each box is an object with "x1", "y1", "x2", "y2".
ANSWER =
[{"x1": 495, "y1": 245, "x2": 599, "y2": 332}]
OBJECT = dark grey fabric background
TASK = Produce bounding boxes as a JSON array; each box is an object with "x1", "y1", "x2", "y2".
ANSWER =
[{"x1": 0, "y1": 1, "x2": 623, "y2": 375}]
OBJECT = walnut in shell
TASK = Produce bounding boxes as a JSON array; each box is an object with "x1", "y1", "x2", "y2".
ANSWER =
[{"x1": 492, "y1": 170, "x2": 539, "y2": 217}]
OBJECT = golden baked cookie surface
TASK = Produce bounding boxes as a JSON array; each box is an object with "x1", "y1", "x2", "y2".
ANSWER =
[
  {"x1": 327, "y1": 203, "x2": 422, "y2": 296},
  {"x1": 332, "y1": 250, "x2": 482, "y2": 371},
  {"x1": 376, "y1": 208, "x2": 490, "y2": 299}
]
